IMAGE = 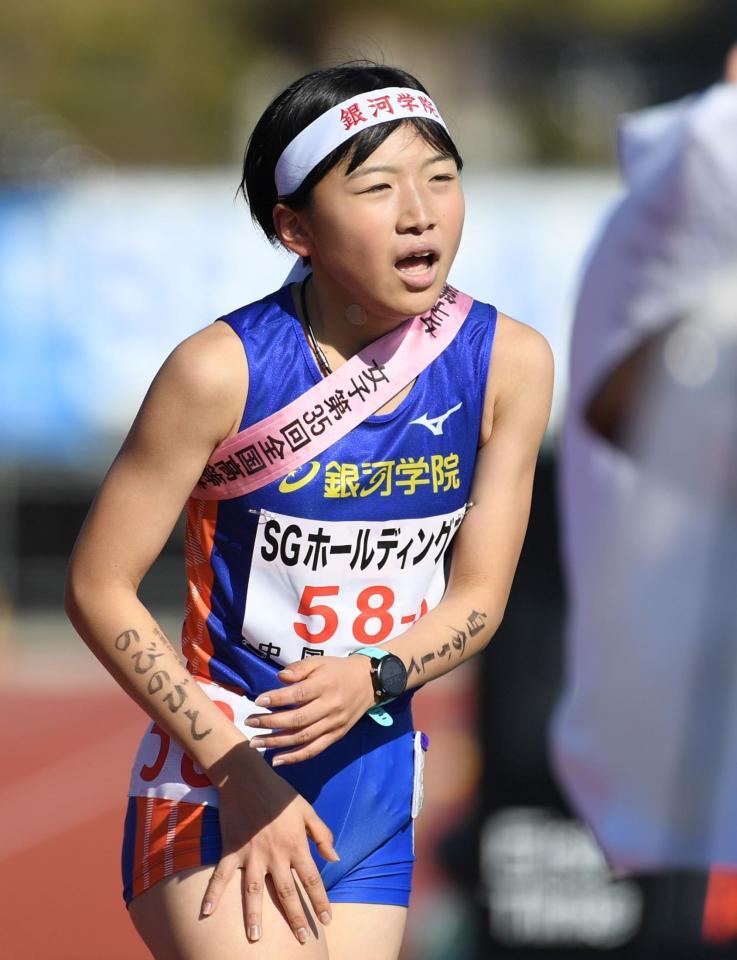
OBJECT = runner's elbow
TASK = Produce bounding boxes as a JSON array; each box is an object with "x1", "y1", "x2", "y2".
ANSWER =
[
  {"x1": 63, "y1": 561, "x2": 96, "y2": 628},
  {"x1": 63, "y1": 559, "x2": 135, "y2": 626}
]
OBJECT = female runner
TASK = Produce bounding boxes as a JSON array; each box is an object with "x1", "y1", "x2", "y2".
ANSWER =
[{"x1": 65, "y1": 61, "x2": 553, "y2": 959}]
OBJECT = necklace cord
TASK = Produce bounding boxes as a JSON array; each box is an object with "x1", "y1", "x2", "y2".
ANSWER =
[{"x1": 300, "y1": 276, "x2": 332, "y2": 377}]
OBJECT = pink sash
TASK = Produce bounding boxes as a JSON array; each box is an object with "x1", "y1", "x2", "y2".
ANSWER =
[{"x1": 191, "y1": 284, "x2": 473, "y2": 501}]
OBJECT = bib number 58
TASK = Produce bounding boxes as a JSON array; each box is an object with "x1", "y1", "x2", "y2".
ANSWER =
[{"x1": 293, "y1": 584, "x2": 426, "y2": 645}]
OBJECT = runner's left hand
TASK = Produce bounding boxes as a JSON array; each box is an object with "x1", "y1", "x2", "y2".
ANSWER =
[{"x1": 244, "y1": 655, "x2": 376, "y2": 764}]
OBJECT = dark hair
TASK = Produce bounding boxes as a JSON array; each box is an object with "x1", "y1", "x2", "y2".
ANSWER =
[{"x1": 239, "y1": 61, "x2": 463, "y2": 247}]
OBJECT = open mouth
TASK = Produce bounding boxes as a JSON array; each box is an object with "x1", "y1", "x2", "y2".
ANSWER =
[{"x1": 395, "y1": 251, "x2": 437, "y2": 274}]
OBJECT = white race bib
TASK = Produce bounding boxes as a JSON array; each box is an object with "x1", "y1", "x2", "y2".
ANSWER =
[{"x1": 242, "y1": 507, "x2": 466, "y2": 664}]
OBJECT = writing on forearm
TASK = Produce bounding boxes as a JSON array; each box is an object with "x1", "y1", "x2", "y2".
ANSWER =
[
  {"x1": 115, "y1": 629, "x2": 139, "y2": 652},
  {"x1": 467, "y1": 609, "x2": 487, "y2": 637},
  {"x1": 114, "y1": 628, "x2": 212, "y2": 740},
  {"x1": 450, "y1": 627, "x2": 466, "y2": 657},
  {"x1": 406, "y1": 609, "x2": 489, "y2": 679},
  {"x1": 163, "y1": 677, "x2": 190, "y2": 714},
  {"x1": 152, "y1": 621, "x2": 181, "y2": 658},
  {"x1": 132, "y1": 646, "x2": 164, "y2": 674},
  {"x1": 146, "y1": 669, "x2": 171, "y2": 695},
  {"x1": 184, "y1": 707, "x2": 213, "y2": 741}
]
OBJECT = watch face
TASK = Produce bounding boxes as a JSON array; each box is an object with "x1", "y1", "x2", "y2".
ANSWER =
[{"x1": 377, "y1": 654, "x2": 408, "y2": 698}]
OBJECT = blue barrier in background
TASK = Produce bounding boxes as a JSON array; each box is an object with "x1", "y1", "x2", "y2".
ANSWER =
[{"x1": 0, "y1": 170, "x2": 618, "y2": 465}]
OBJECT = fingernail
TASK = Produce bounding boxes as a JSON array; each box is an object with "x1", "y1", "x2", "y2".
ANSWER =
[
  {"x1": 255, "y1": 695, "x2": 270, "y2": 706},
  {"x1": 201, "y1": 901, "x2": 213, "y2": 916},
  {"x1": 250, "y1": 738, "x2": 264, "y2": 748},
  {"x1": 297, "y1": 926, "x2": 308, "y2": 943},
  {"x1": 248, "y1": 925, "x2": 261, "y2": 940},
  {"x1": 272, "y1": 757, "x2": 284, "y2": 767},
  {"x1": 331, "y1": 848, "x2": 341, "y2": 861},
  {"x1": 246, "y1": 717, "x2": 260, "y2": 727},
  {"x1": 319, "y1": 911, "x2": 332, "y2": 925},
  {"x1": 280, "y1": 669, "x2": 294, "y2": 679}
]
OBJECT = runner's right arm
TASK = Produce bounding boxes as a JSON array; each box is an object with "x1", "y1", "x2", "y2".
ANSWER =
[
  {"x1": 65, "y1": 321, "x2": 252, "y2": 770},
  {"x1": 64, "y1": 320, "x2": 338, "y2": 940}
]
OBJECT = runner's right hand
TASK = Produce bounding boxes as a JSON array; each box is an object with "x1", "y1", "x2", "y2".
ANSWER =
[{"x1": 200, "y1": 741, "x2": 339, "y2": 944}]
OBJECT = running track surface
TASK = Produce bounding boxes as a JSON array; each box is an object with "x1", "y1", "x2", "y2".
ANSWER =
[{"x1": 2, "y1": 657, "x2": 478, "y2": 960}]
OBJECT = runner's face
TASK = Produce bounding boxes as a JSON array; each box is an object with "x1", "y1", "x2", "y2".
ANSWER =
[{"x1": 303, "y1": 123, "x2": 464, "y2": 321}]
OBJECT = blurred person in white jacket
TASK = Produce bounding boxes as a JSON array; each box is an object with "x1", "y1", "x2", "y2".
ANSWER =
[{"x1": 552, "y1": 46, "x2": 737, "y2": 872}]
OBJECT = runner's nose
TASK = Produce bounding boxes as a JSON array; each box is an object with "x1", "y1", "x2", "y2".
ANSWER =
[{"x1": 397, "y1": 185, "x2": 435, "y2": 235}]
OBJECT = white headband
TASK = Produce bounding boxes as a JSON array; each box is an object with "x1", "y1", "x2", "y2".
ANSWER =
[{"x1": 274, "y1": 86, "x2": 448, "y2": 198}]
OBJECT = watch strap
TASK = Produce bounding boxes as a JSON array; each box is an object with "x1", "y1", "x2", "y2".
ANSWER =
[{"x1": 350, "y1": 647, "x2": 396, "y2": 726}]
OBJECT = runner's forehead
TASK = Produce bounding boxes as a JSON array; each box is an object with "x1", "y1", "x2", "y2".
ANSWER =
[{"x1": 338, "y1": 145, "x2": 453, "y2": 180}]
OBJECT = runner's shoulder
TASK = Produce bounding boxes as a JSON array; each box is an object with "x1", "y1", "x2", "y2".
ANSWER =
[
  {"x1": 161, "y1": 320, "x2": 247, "y2": 407},
  {"x1": 486, "y1": 311, "x2": 554, "y2": 414},
  {"x1": 148, "y1": 321, "x2": 248, "y2": 444},
  {"x1": 493, "y1": 310, "x2": 552, "y2": 378}
]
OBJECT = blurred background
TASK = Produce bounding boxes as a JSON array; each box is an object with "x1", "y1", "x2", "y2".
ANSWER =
[{"x1": 2, "y1": 1, "x2": 737, "y2": 957}]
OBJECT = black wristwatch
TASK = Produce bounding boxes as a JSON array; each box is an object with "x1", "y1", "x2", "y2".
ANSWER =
[{"x1": 351, "y1": 647, "x2": 408, "y2": 703}]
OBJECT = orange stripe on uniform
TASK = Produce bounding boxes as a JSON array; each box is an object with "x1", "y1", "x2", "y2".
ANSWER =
[
  {"x1": 181, "y1": 497, "x2": 219, "y2": 682},
  {"x1": 172, "y1": 801, "x2": 210, "y2": 875},
  {"x1": 175, "y1": 801, "x2": 205, "y2": 846},
  {"x1": 140, "y1": 797, "x2": 176, "y2": 893},
  {"x1": 130, "y1": 799, "x2": 210, "y2": 899},
  {"x1": 703, "y1": 867, "x2": 737, "y2": 944}
]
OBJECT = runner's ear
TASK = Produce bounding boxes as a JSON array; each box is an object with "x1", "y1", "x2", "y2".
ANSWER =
[{"x1": 273, "y1": 203, "x2": 312, "y2": 259}]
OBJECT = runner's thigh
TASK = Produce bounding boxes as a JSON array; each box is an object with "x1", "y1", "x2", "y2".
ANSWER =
[
  {"x1": 129, "y1": 865, "x2": 328, "y2": 960},
  {"x1": 326, "y1": 903, "x2": 407, "y2": 960}
]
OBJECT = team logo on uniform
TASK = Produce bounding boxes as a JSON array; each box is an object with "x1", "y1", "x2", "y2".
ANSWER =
[
  {"x1": 410, "y1": 402, "x2": 462, "y2": 436},
  {"x1": 278, "y1": 460, "x2": 321, "y2": 493}
]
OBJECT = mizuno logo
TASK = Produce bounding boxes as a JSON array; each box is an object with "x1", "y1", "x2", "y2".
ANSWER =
[{"x1": 409, "y1": 402, "x2": 463, "y2": 436}]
